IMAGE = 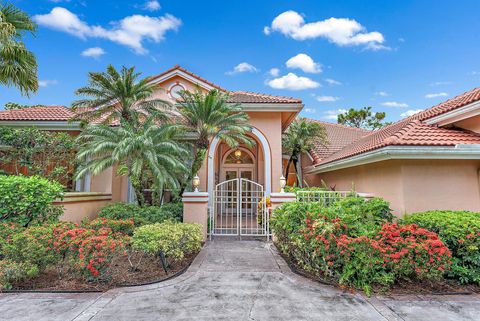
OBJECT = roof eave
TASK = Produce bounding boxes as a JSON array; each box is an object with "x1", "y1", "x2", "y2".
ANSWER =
[
  {"x1": 0, "y1": 120, "x2": 82, "y2": 131},
  {"x1": 424, "y1": 100, "x2": 480, "y2": 127},
  {"x1": 307, "y1": 145, "x2": 480, "y2": 174}
]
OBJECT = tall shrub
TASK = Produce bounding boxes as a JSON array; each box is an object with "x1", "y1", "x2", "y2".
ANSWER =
[{"x1": 0, "y1": 175, "x2": 64, "y2": 226}]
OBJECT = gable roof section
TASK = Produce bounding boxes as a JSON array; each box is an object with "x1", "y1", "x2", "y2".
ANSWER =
[
  {"x1": 306, "y1": 119, "x2": 370, "y2": 163},
  {"x1": 412, "y1": 87, "x2": 480, "y2": 122},
  {"x1": 314, "y1": 119, "x2": 480, "y2": 167},
  {"x1": 307, "y1": 87, "x2": 480, "y2": 169},
  {"x1": 0, "y1": 106, "x2": 74, "y2": 121}
]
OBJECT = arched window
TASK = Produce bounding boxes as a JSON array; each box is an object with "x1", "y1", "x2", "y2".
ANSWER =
[{"x1": 224, "y1": 149, "x2": 254, "y2": 164}]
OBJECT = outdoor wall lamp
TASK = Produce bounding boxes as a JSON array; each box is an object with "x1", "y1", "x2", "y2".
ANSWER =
[
  {"x1": 280, "y1": 175, "x2": 286, "y2": 193},
  {"x1": 192, "y1": 175, "x2": 200, "y2": 192}
]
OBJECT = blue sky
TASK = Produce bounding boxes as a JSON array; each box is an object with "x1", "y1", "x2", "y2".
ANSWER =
[{"x1": 3, "y1": 0, "x2": 480, "y2": 122}]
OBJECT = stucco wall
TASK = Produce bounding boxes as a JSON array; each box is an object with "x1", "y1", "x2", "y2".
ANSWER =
[{"x1": 305, "y1": 159, "x2": 480, "y2": 216}]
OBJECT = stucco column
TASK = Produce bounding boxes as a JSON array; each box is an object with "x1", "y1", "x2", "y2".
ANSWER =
[
  {"x1": 270, "y1": 192, "x2": 296, "y2": 210},
  {"x1": 182, "y1": 192, "x2": 209, "y2": 241}
]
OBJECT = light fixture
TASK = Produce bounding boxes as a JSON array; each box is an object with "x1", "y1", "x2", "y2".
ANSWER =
[
  {"x1": 280, "y1": 175, "x2": 286, "y2": 193},
  {"x1": 192, "y1": 175, "x2": 200, "y2": 192},
  {"x1": 234, "y1": 149, "x2": 242, "y2": 158}
]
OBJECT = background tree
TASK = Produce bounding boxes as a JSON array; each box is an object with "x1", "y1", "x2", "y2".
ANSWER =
[
  {"x1": 72, "y1": 65, "x2": 172, "y2": 126},
  {"x1": 283, "y1": 118, "x2": 328, "y2": 187},
  {"x1": 75, "y1": 117, "x2": 188, "y2": 206},
  {"x1": 177, "y1": 89, "x2": 254, "y2": 190},
  {"x1": 0, "y1": 2, "x2": 38, "y2": 95},
  {"x1": 4, "y1": 102, "x2": 44, "y2": 110},
  {"x1": 337, "y1": 107, "x2": 389, "y2": 130}
]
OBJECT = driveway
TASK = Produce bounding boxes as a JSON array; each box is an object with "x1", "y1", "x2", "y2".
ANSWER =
[{"x1": 0, "y1": 239, "x2": 479, "y2": 321}]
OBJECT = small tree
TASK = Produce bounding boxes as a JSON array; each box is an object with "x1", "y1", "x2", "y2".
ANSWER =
[
  {"x1": 75, "y1": 117, "x2": 189, "y2": 206},
  {"x1": 0, "y1": 2, "x2": 38, "y2": 95},
  {"x1": 337, "y1": 107, "x2": 389, "y2": 130},
  {"x1": 283, "y1": 118, "x2": 328, "y2": 187}
]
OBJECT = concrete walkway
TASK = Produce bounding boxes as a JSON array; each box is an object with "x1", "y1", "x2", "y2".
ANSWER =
[{"x1": 0, "y1": 239, "x2": 479, "y2": 321}]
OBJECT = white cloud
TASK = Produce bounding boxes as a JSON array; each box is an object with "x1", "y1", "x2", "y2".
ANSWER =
[
  {"x1": 226, "y1": 62, "x2": 258, "y2": 75},
  {"x1": 430, "y1": 81, "x2": 452, "y2": 86},
  {"x1": 325, "y1": 78, "x2": 341, "y2": 85},
  {"x1": 264, "y1": 10, "x2": 387, "y2": 50},
  {"x1": 144, "y1": 1, "x2": 161, "y2": 11},
  {"x1": 400, "y1": 109, "x2": 423, "y2": 118},
  {"x1": 316, "y1": 95, "x2": 340, "y2": 102},
  {"x1": 375, "y1": 91, "x2": 388, "y2": 96},
  {"x1": 33, "y1": 7, "x2": 181, "y2": 54},
  {"x1": 38, "y1": 79, "x2": 58, "y2": 87},
  {"x1": 322, "y1": 109, "x2": 347, "y2": 121},
  {"x1": 470, "y1": 71, "x2": 480, "y2": 76},
  {"x1": 81, "y1": 47, "x2": 106, "y2": 58},
  {"x1": 381, "y1": 101, "x2": 409, "y2": 108},
  {"x1": 266, "y1": 72, "x2": 320, "y2": 90},
  {"x1": 268, "y1": 68, "x2": 280, "y2": 77},
  {"x1": 285, "y1": 53, "x2": 322, "y2": 73},
  {"x1": 304, "y1": 108, "x2": 316, "y2": 114},
  {"x1": 425, "y1": 92, "x2": 448, "y2": 99}
]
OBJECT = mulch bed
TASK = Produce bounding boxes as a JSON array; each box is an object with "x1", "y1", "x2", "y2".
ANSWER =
[
  {"x1": 275, "y1": 243, "x2": 480, "y2": 296},
  {"x1": 9, "y1": 252, "x2": 198, "y2": 292}
]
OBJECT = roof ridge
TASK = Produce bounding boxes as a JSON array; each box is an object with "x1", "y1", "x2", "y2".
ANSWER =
[
  {"x1": 305, "y1": 118, "x2": 371, "y2": 132},
  {"x1": 383, "y1": 119, "x2": 422, "y2": 145},
  {"x1": 233, "y1": 90, "x2": 301, "y2": 102},
  {"x1": 148, "y1": 65, "x2": 227, "y2": 92}
]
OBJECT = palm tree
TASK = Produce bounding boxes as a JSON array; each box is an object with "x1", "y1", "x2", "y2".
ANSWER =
[
  {"x1": 75, "y1": 117, "x2": 189, "y2": 206},
  {"x1": 283, "y1": 118, "x2": 328, "y2": 187},
  {"x1": 177, "y1": 89, "x2": 254, "y2": 189},
  {"x1": 72, "y1": 65, "x2": 172, "y2": 126},
  {"x1": 0, "y1": 2, "x2": 38, "y2": 96}
]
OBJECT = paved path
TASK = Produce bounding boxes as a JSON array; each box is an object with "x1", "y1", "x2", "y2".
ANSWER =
[{"x1": 1, "y1": 239, "x2": 479, "y2": 321}]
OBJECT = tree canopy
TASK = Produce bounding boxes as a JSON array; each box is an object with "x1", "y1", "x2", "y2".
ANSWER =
[{"x1": 337, "y1": 107, "x2": 390, "y2": 130}]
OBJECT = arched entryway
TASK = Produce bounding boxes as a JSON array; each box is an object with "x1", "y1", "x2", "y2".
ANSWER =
[{"x1": 207, "y1": 128, "x2": 271, "y2": 237}]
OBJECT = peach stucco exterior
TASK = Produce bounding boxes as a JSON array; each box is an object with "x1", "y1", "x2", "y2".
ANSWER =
[
  {"x1": 304, "y1": 159, "x2": 480, "y2": 216},
  {"x1": 303, "y1": 101, "x2": 480, "y2": 217}
]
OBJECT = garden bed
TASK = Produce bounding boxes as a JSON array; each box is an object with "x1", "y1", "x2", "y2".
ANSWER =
[
  {"x1": 277, "y1": 244, "x2": 480, "y2": 296},
  {"x1": 6, "y1": 251, "x2": 198, "y2": 292}
]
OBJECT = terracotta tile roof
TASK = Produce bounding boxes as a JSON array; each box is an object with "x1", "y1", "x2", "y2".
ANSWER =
[
  {"x1": 148, "y1": 64, "x2": 227, "y2": 91},
  {"x1": 229, "y1": 91, "x2": 302, "y2": 104},
  {"x1": 306, "y1": 119, "x2": 370, "y2": 163},
  {"x1": 0, "y1": 106, "x2": 74, "y2": 121},
  {"x1": 412, "y1": 87, "x2": 480, "y2": 121},
  {"x1": 310, "y1": 87, "x2": 480, "y2": 167},
  {"x1": 316, "y1": 119, "x2": 480, "y2": 166}
]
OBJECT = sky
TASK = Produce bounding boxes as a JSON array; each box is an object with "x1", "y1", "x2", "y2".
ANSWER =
[{"x1": 2, "y1": 0, "x2": 480, "y2": 122}]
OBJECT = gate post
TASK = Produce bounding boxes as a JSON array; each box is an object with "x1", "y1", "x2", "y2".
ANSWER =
[
  {"x1": 269, "y1": 192, "x2": 296, "y2": 210},
  {"x1": 182, "y1": 192, "x2": 209, "y2": 241}
]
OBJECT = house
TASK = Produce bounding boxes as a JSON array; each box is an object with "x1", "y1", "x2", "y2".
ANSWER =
[
  {"x1": 302, "y1": 87, "x2": 480, "y2": 215},
  {"x1": 0, "y1": 65, "x2": 303, "y2": 235}
]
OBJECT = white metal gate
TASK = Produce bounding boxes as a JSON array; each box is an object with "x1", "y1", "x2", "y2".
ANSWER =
[{"x1": 211, "y1": 178, "x2": 269, "y2": 238}]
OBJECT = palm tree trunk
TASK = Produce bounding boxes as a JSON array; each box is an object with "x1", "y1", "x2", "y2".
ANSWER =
[
  {"x1": 284, "y1": 156, "x2": 293, "y2": 183},
  {"x1": 292, "y1": 158, "x2": 301, "y2": 187}
]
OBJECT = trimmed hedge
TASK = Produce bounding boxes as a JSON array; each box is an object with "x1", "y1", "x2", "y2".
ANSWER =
[
  {"x1": 0, "y1": 175, "x2": 64, "y2": 227},
  {"x1": 132, "y1": 222, "x2": 202, "y2": 266},
  {"x1": 403, "y1": 210, "x2": 480, "y2": 284},
  {"x1": 98, "y1": 202, "x2": 183, "y2": 226}
]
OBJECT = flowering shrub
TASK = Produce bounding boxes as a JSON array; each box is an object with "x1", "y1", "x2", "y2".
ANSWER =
[
  {"x1": 132, "y1": 222, "x2": 202, "y2": 266},
  {"x1": 271, "y1": 200, "x2": 452, "y2": 294},
  {"x1": 87, "y1": 218, "x2": 135, "y2": 236},
  {"x1": 0, "y1": 260, "x2": 39, "y2": 290},
  {"x1": 403, "y1": 211, "x2": 480, "y2": 284},
  {"x1": 56, "y1": 227, "x2": 128, "y2": 279}
]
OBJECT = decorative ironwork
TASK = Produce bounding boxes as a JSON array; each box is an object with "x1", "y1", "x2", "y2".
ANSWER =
[{"x1": 211, "y1": 178, "x2": 268, "y2": 238}]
